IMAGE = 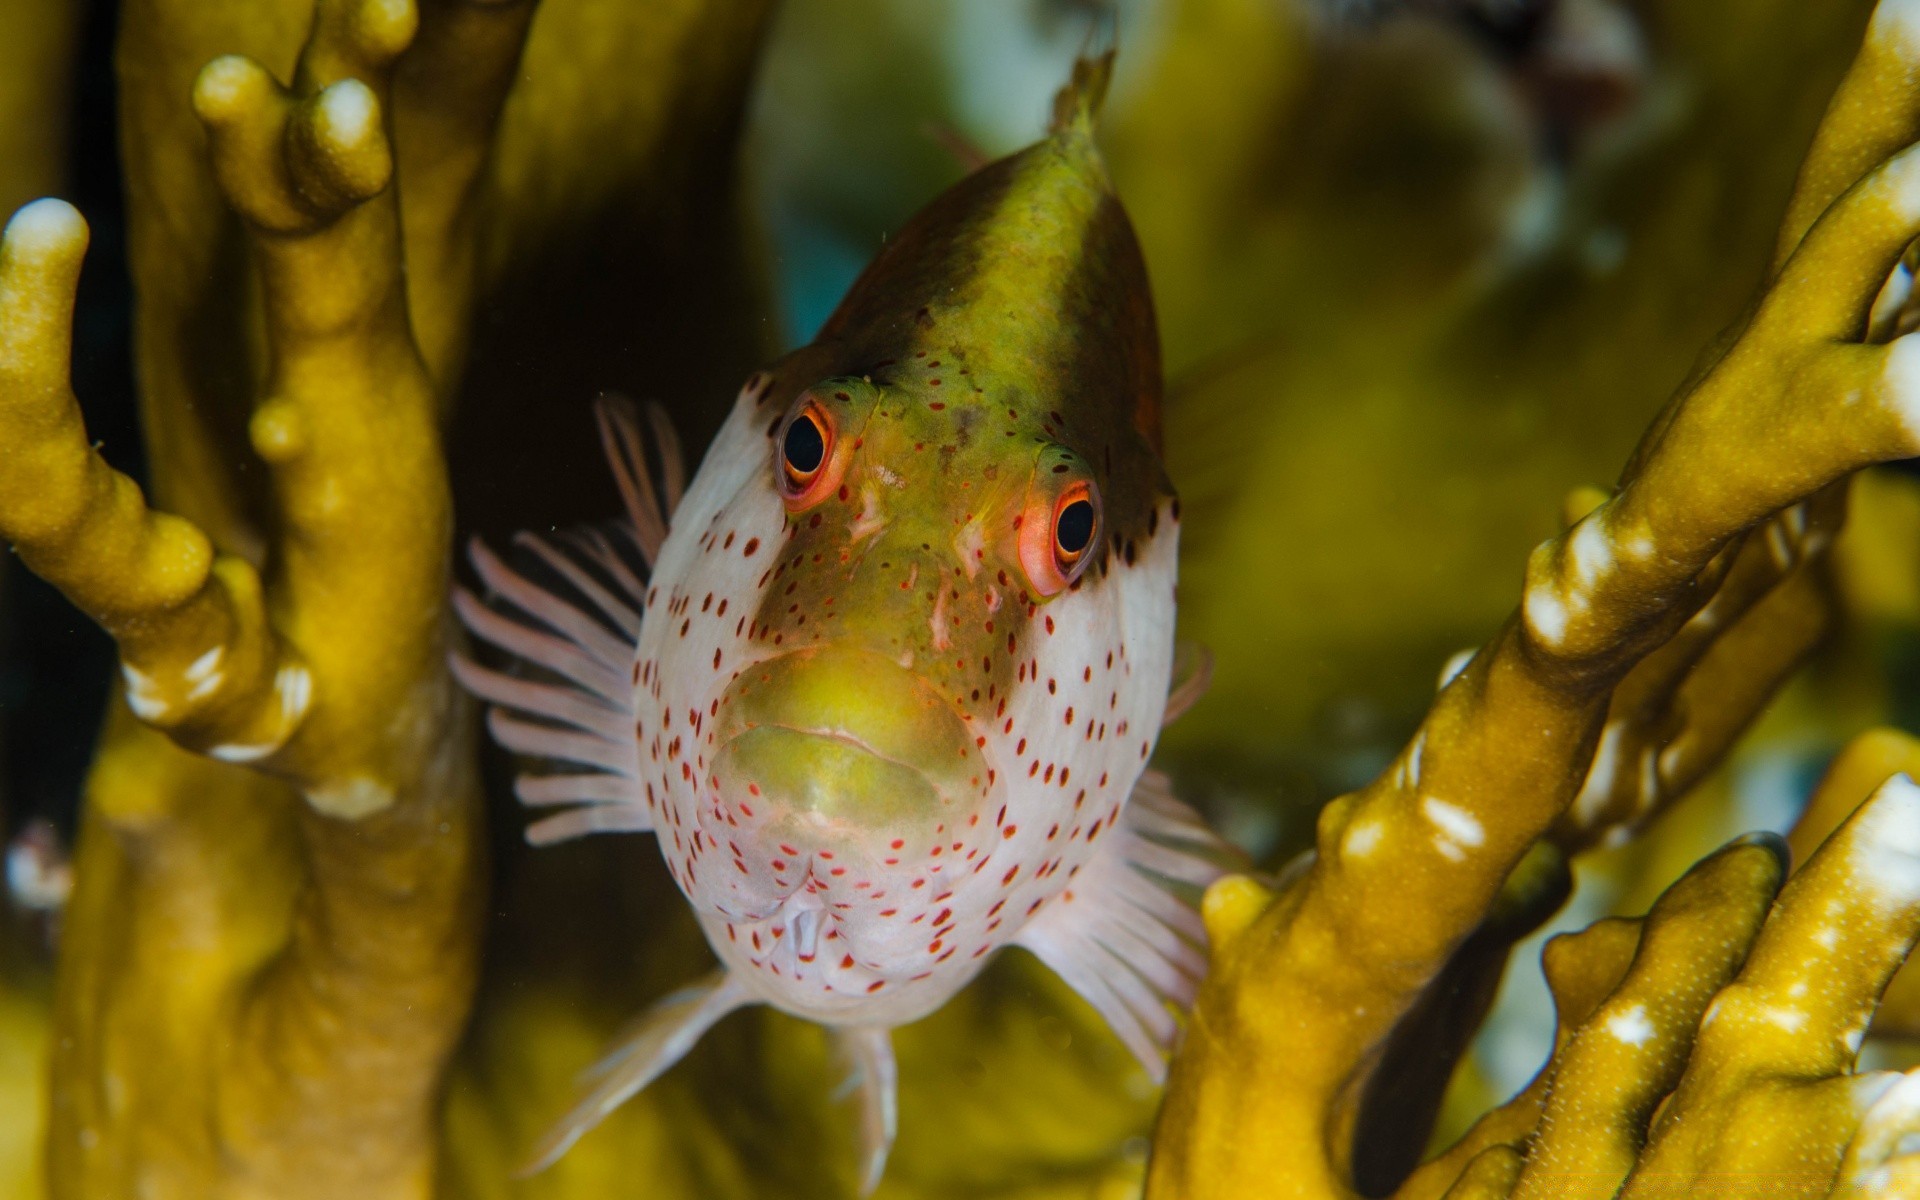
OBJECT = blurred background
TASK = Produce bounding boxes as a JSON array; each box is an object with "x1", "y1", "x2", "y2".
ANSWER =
[{"x1": 4, "y1": 0, "x2": 1916, "y2": 1192}]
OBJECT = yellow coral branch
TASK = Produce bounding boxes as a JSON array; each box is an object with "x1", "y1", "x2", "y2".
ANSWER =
[
  {"x1": 1150, "y1": 6, "x2": 1920, "y2": 1197},
  {"x1": 1508, "y1": 838, "x2": 1784, "y2": 1199},
  {"x1": 1396, "y1": 917, "x2": 1642, "y2": 1200},
  {"x1": 1553, "y1": 489, "x2": 1842, "y2": 851},
  {"x1": 392, "y1": 0, "x2": 538, "y2": 396},
  {"x1": 1789, "y1": 728, "x2": 1920, "y2": 1041},
  {"x1": 2, "y1": 0, "x2": 519, "y2": 1195},
  {"x1": 0, "y1": 201, "x2": 308, "y2": 762},
  {"x1": 183, "y1": 0, "x2": 456, "y2": 813},
  {"x1": 1612, "y1": 775, "x2": 1920, "y2": 1196},
  {"x1": 1392, "y1": 780, "x2": 1919, "y2": 1200}
]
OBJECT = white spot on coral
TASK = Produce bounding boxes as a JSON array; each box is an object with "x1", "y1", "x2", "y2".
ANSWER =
[
  {"x1": 1817, "y1": 926, "x2": 1841, "y2": 950},
  {"x1": 1888, "y1": 142, "x2": 1920, "y2": 224},
  {"x1": 120, "y1": 662, "x2": 168, "y2": 720},
  {"x1": 1422, "y1": 797, "x2": 1485, "y2": 849},
  {"x1": 1873, "y1": 0, "x2": 1920, "y2": 66},
  {"x1": 1570, "y1": 517, "x2": 1612, "y2": 588},
  {"x1": 1881, "y1": 336, "x2": 1920, "y2": 445},
  {"x1": 304, "y1": 775, "x2": 393, "y2": 819},
  {"x1": 1844, "y1": 1022, "x2": 1868, "y2": 1055},
  {"x1": 1436, "y1": 648, "x2": 1475, "y2": 692},
  {"x1": 1524, "y1": 584, "x2": 1569, "y2": 648},
  {"x1": 1853, "y1": 774, "x2": 1920, "y2": 904},
  {"x1": 1763, "y1": 1005, "x2": 1809, "y2": 1034},
  {"x1": 1572, "y1": 720, "x2": 1626, "y2": 826},
  {"x1": 277, "y1": 664, "x2": 313, "y2": 725},
  {"x1": 185, "y1": 645, "x2": 224, "y2": 683},
  {"x1": 205, "y1": 666, "x2": 310, "y2": 764},
  {"x1": 1432, "y1": 836, "x2": 1467, "y2": 863},
  {"x1": 191, "y1": 55, "x2": 254, "y2": 112},
  {"x1": 185, "y1": 669, "x2": 224, "y2": 702},
  {"x1": 1874, "y1": 264, "x2": 1917, "y2": 341},
  {"x1": 1854, "y1": 1067, "x2": 1920, "y2": 1147},
  {"x1": 1343, "y1": 819, "x2": 1383, "y2": 858},
  {"x1": 316, "y1": 79, "x2": 377, "y2": 146},
  {"x1": 184, "y1": 643, "x2": 226, "y2": 703},
  {"x1": 1606, "y1": 1004, "x2": 1654, "y2": 1047},
  {"x1": 4, "y1": 197, "x2": 85, "y2": 258},
  {"x1": 1701, "y1": 996, "x2": 1725, "y2": 1028},
  {"x1": 208, "y1": 740, "x2": 280, "y2": 764}
]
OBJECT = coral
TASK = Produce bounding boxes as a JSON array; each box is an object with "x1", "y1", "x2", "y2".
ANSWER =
[
  {"x1": 1148, "y1": 4, "x2": 1920, "y2": 1194},
  {"x1": 1, "y1": 0, "x2": 776, "y2": 1196},
  {"x1": 1115, "y1": 0, "x2": 1877, "y2": 806},
  {"x1": 2, "y1": 0, "x2": 489, "y2": 1191}
]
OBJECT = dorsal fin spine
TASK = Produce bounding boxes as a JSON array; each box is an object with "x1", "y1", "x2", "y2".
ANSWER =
[{"x1": 1049, "y1": 49, "x2": 1116, "y2": 137}]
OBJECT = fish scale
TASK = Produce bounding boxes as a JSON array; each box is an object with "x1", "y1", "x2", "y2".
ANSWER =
[{"x1": 453, "y1": 52, "x2": 1235, "y2": 1193}]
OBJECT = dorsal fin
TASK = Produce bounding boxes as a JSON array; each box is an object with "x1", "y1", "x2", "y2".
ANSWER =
[{"x1": 1049, "y1": 48, "x2": 1116, "y2": 137}]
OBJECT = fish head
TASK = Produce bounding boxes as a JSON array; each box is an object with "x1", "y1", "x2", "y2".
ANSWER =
[{"x1": 695, "y1": 367, "x2": 1114, "y2": 899}]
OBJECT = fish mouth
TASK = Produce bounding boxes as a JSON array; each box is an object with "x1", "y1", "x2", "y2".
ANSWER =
[{"x1": 708, "y1": 646, "x2": 987, "y2": 843}]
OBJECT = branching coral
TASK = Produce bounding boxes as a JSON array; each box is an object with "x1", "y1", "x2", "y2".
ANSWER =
[
  {"x1": 1, "y1": 0, "x2": 491, "y2": 1192},
  {"x1": 1396, "y1": 764, "x2": 1920, "y2": 1200},
  {"x1": 1148, "y1": 5, "x2": 1920, "y2": 1195},
  {"x1": 0, "y1": 0, "x2": 780, "y2": 1193}
]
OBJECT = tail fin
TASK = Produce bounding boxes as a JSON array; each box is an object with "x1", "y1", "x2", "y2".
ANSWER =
[{"x1": 1049, "y1": 45, "x2": 1117, "y2": 136}]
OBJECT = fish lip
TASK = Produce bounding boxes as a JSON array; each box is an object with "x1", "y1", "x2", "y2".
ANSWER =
[
  {"x1": 730, "y1": 721, "x2": 935, "y2": 785},
  {"x1": 710, "y1": 644, "x2": 987, "y2": 793}
]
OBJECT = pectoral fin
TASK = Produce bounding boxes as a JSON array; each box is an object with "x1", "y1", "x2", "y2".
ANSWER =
[
  {"x1": 1015, "y1": 770, "x2": 1238, "y2": 1080},
  {"x1": 519, "y1": 970, "x2": 754, "y2": 1176},
  {"x1": 835, "y1": 1025, "x2": 899, "y2": 1196}
]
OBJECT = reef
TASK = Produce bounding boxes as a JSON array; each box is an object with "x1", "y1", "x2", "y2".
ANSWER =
[{"x1": 0, "y1": 0, "x2": 1916, "y2": 1197}]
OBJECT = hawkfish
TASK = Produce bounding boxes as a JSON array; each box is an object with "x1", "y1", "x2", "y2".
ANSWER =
[{"x1": 452, "y1": 53, "x2": 1229, "y2": 1191}]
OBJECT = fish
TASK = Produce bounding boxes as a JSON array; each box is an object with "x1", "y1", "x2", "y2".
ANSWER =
[{"x1": 452, "y1": 52, "x2": 1231, "y2": 1192}]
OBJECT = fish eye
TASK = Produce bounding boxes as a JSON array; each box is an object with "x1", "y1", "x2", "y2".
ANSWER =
[
  {"x1": 1019, "y1": 474, "x2": 1100, "y2": 597},
  {"x1": 783, "y1": 409, "x2": 828, "y2": 483},
  {"x1": 777, "y1": 396, "x2": 846, "y2": 511},
  {"x1": 1054, "y1": 497, "x2": 1095, "y2": 559}
]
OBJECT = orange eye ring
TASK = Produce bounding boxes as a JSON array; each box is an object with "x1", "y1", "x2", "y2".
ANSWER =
[
  {"x1": 778, "y1": 398, "x2": 843, "y2": 510},
  {"x1": 1019, "y1": 478, "x2": 1101, "y2": 597}
]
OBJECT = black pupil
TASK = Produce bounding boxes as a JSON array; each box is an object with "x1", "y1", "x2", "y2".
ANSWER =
[
  {"x1": 1055, "y1": 499, "x2": 1095, "y2": 556},
  {"x1": 784, "y1": 414, "x2": 825, "y2": 475}
]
